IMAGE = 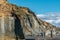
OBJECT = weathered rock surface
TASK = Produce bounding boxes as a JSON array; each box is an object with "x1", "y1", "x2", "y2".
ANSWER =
[{"x1": 0, "y1": 0, "x2": 59, "y2": 40}]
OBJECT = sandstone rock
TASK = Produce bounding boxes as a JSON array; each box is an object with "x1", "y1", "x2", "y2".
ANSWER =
[{"x1": 0, "y1": 0, "x2": 59, "y2": 40}]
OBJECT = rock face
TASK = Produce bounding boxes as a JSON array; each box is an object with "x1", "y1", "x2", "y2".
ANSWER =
[{"x1": 0, "y1": 0, "x2": 59, "y2": 40}]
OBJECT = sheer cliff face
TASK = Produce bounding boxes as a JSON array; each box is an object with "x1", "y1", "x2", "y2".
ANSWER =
[{"x1": 0, "y1": 0, "x2": 58, "y2": 39}]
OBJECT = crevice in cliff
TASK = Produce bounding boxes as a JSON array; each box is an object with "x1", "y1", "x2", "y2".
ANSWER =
[
  {"x1": 11, "y1": 12, "x2": 25, "y2": 39},
  {"x1": 26, "y1": 14, "x2": 32, "y2": 28}
]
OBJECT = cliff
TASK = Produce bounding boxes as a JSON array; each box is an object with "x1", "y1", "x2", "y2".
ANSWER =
[{"x1": 0, "y1": 0, "x2": 59, "y2": 40}]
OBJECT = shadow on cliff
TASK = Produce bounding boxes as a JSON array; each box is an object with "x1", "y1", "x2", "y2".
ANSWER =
[{"x1": 11, "y1": 12, "x2": 25, "y2": 40}]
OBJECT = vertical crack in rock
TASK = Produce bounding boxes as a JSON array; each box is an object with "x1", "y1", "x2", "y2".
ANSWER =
[
  {"x1": 11, "y1": 12, "x2": 25, "y2": 39},
  {"x1": 26, "y1": 14, "x2": 32, "y2": 27}
]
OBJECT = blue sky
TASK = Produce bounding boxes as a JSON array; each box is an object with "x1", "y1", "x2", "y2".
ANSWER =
[{"x1": 8, "y1": 0, "x2": 60, "y2": 14}]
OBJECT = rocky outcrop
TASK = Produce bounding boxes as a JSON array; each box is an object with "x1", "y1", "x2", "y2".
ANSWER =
[{"x1": 0, "y1": 0, "x2": 59, "y2": 40}]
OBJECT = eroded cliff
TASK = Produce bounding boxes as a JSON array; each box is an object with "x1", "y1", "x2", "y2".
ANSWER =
[{"x1": 0, "y1": 0, "x2": 59, "y2": 40}]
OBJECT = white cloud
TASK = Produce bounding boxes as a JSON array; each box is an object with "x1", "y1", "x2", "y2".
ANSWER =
[
  {"x1": 55, "y1": 19, "x2": 60, "y2": 23},
  {"x1": 45, "y1": 19, "x2": 60, "y2": 24},
  {"x1": 36, "y1": 12, "x2": 60, "y2": 27},
  {"x1": 37, "y1": 14, "x2": 45, "y2": 17},
  {"x1": 45, "y1": 20, "x2": 54, "y2": 23},
  {"x1": 46, "y1": 12, "x2": 60, "y2": 17}
]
